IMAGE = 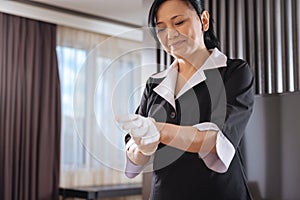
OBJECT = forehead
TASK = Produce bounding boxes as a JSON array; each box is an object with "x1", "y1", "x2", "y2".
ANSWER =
[{"x1": 156, "y1": 0, "x2": 195, "y2": 22}]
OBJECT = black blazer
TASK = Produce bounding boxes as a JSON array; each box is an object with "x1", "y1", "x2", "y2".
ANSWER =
[{"x1": 126, "y1": 58, "x2": 254, "y2": 200}]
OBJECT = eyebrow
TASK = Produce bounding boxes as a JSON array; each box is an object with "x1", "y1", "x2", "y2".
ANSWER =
[{"x1": 156, "y1": 15, "x2": 184, "y2": 25}]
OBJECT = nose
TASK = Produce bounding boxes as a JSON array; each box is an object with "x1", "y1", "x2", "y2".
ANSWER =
[{"x1": 167, "y1": 28, "x2": 179, "y2": 40}]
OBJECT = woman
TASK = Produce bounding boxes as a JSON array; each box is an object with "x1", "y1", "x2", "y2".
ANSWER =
[{"x1": 117, "y1": 0, "x2": 254, "y2": 199}]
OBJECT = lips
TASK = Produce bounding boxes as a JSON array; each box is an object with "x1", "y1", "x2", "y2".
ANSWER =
[{"x1": 169, "y1": 40, "x2": 186, "y2": 49}]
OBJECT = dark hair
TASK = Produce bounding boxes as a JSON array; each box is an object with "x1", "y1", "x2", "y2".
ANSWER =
[{"x1": 148, "y1": 0, "x2": 220, "y2": 50}]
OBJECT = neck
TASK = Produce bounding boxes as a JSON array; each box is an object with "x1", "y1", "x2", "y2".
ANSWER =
[
  {"x1": 174, "y1": 48, "x2": 211, "y2": 96},
  {"x1": 177, "y1": 48, "x2": 211, "y2": 74}
]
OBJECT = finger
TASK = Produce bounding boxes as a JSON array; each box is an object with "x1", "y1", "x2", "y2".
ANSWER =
[
  {"x1": 131, "y1": 136, "x2": 142, "y2": 145},
  {"x1": 115, "y1": 114, "x2": 138, "y2": 123},
  {"x1": 141, "y1": 134, "x2": 160, "y2": 145},
  {"x1": 127, "y1": 147, "x2": 135, "y2": 161},
  {"x1": 130, "y1": 126, "x2": 148, "y2": 137},
  {"x1": 127, "y1": 146, "x2": 134, "y2": 159},
  {"x1": 121, "y1": 119, "x2": 143, "y2": 130},
  {"x1": 133, "y1": 146, "x2": 140, "y2": 156},
  {"x1": 128, "y1": 142, "x2": 137, "y2": 151}
]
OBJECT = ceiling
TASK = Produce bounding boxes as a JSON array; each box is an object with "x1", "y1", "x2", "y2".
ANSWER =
[{"x1": 31, "y1": 0, "x2": 145, "y2": 27}]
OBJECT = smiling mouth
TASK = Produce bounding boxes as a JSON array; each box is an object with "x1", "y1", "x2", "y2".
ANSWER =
[{"x1": 169, "y1": 40, "x2": 185, "y2": 49}]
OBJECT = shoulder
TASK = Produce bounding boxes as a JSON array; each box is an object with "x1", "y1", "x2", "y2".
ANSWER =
[
  {"x1": 226, "y1": 58, "x2": 251, "y2": 71},
  {"x1": 221, "y1": 58, "x2": 253, "y2": 80}
]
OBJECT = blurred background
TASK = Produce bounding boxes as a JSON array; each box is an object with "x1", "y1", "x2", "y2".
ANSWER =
[{"x1": 0, "y1": 0, "x2": 299, "y2": 199}]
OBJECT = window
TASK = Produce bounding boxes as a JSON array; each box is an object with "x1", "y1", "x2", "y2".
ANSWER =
[
  {"x1": 57, "y1": 46, "x2": 87, "y2": 166},
  {"x1": 56, "y1": 26, "x2": 143, "y2": 187}
]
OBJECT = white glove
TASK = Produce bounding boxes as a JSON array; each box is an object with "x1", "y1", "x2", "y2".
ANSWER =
[{"x1": 116, "y1": 114, "x2": 160, "y2": 155}]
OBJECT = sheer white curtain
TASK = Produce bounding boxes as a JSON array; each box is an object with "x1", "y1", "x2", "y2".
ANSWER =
[{"x1": 56, "y1": 25, "x2": 143, "y2": 188}]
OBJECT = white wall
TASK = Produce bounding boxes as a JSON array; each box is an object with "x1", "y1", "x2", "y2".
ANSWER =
[
  {"x1": 0, "y1": 0, "x2": 142, "y2": 42},
  {"x1": 280, "y1": 93, "x2": 300, "y2": 199},
  {"x1": 245, "y1": 93, "x2": 300, "y2": 200}
]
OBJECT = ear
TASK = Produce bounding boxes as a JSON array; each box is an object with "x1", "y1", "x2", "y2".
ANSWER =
[{"x1": 201, "y1": 10, "x2": 210, "y2": 31}]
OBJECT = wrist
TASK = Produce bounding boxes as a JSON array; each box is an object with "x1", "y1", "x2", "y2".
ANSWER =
[
  {"x1": 155, "y1": 122, "x2": 165, "y2": 137},
  {"x1": 155, "y1": 122, "x2": 177, "y2": 144},
  {"x1": 138, "y1": 140, "x2": 159, "y2": 156}
]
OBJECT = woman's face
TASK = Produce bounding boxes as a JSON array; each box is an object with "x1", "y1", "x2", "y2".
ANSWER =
[{"x1": 155, "y1": 0, "x2": 209, "y2": 59}]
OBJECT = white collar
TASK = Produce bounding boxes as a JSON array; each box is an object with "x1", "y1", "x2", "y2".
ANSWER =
[{"x1": 152, "y1": 48, "x2": 227, "y2": 110}]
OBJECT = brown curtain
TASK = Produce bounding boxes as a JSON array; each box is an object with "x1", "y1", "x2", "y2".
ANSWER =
[{"x1": 0, "y1": 13, "x2": 61, "y2": 200}]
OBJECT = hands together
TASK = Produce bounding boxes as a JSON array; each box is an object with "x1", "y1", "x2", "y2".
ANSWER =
[{"x1": 116, "y1": 114, "x2": 160, "y2": 156}]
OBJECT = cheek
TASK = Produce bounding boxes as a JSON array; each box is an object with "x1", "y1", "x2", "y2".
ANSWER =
[
  {"x1": 182, "y1": 20, "x2": 203, "y2": 42},
  {"x1": 184, "y1": 25, "x2": 199, "y2": 40},
  {"x1": 186, "y1": 29, "x2": 203, "y2": 47}
]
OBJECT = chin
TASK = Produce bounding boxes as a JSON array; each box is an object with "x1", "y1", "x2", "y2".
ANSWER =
[{"x1": 173, "y1": 50, "x2": 193, "y2": 61}]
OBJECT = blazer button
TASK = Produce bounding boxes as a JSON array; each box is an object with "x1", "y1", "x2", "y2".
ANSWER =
[{"x1": 170, "y1": 111, "x2": 176, "y2": 119}]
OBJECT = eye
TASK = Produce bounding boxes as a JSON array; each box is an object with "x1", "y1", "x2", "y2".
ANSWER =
[
  {"x1": 175, "y1": 20, "x2": 185, "y2": 26},
  {"x1": 156, "y1": 27, "x2": 166, "y2": 33}
]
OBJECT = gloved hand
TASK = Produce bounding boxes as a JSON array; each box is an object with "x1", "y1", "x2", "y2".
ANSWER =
[{"x1": 116, "y1": 114, "x2": 160, "y2": 155}]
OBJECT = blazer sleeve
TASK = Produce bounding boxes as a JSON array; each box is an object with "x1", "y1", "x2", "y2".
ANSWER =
[
  {"x1": 221, "y1": 59, "x2": 254, "y2": 149},
  {"x1": 197, "y1": 60, "x2": 254, "y2": 173}
]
